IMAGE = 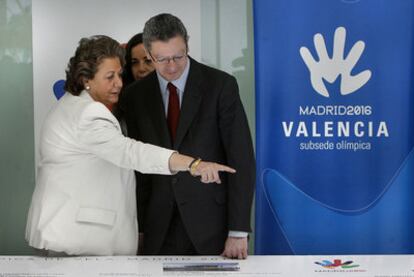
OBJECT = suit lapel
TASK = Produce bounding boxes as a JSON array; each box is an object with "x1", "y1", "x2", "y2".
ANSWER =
[
  {"x1": 174, "y1": 58, "x2": 203, "y2": 149},
  {"x1": 144, "y1": 74, "x2": 172, "y2": 148}
]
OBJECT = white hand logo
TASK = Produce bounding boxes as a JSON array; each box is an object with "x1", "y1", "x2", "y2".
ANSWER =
[{"x1": 300, "y1": 26, "x2": 371, "y2": 97}]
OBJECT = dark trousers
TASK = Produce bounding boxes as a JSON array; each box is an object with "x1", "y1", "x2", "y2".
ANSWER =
[{"x1": 159, "y1": 204, "x2": 198, "y2": 255}]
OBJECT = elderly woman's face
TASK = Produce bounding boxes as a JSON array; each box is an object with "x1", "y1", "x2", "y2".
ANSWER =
[{"x1": 85, "y1": 57, "x2": 123, "y2": 106}]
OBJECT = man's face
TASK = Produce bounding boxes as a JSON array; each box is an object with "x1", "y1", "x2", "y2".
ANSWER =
[{"x1": 147, "y1": 36, "x2": 188, "y2": 81}]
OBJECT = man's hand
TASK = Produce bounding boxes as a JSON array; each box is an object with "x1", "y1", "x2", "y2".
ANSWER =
[{"x1": 221, "y1": 237, "x2": 248, "y2": 259}]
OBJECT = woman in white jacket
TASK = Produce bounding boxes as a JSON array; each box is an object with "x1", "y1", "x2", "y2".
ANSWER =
[{"x1": 25, "y1": 35, "x2": 234, "y2": 256}]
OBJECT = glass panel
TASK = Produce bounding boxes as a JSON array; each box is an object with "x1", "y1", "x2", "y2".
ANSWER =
[
  {"x1": 0, "y1": 0, "x2": 35, "y2": 254},
  {"x1": 200, "y1": 0, "x2": 255, "y2": 143},
  {"x1": 200, "y1": 0, "x2": 256, "y2": 253}
]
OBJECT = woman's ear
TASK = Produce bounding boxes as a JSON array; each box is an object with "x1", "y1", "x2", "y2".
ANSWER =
[{"x1": 84, "y1": 79, "x2": 90, "y2": 91}]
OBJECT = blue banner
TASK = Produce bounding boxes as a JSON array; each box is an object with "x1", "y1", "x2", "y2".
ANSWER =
[{"x1": 254, "y1": 0, "x2": 414, "y2": 254}]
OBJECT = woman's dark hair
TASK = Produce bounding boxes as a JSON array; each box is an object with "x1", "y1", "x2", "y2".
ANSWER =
[
  {"x1": 64, "y1": 35, "x2": 125, "y2": 95},
  {"x1": 122, "y1": 33, "x2": 143, "y2": 86}
]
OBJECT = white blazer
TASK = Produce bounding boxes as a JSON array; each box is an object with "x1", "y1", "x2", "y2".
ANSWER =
[{"x1": 26, "y1": 91, "x2": 175, "y2": 255}]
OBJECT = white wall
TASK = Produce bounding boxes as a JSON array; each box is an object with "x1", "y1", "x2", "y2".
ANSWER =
[{"x1": 32, "y1": 0, "x2": 201, "y2": 165}]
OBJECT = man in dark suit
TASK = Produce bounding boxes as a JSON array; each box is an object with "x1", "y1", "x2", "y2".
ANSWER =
[{"x1": 122, "y1": 13, "x2": 255, "y2": 259}]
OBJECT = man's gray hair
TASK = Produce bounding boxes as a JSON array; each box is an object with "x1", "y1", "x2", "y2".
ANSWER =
[{"x1": 143, "y1": 13, "x2": 189, "y2": 51}]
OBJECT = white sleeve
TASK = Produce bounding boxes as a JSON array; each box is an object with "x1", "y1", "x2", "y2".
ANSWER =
[
  {"x1": 228, "y1": 231, "x2": 249, "y2": 238},
  {"x1": 77, "y1": 102, "x2": 175, "y2": 175}
]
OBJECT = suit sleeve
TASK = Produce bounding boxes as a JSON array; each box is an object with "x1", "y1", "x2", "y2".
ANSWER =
[
  {"x1": 76, "y1": 102, "x2": 175, "y2": 175},
  {"x1": 120, "y1": 90, "x2": 152, "y2": 233},
  {"x1": 218, "y1": 75, "x2": 255, "y2": 233}
]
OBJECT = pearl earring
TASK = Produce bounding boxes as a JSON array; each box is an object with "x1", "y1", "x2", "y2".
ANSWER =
[{"x1": 85, "y1": 85, "x2": 90, "y2": 90}]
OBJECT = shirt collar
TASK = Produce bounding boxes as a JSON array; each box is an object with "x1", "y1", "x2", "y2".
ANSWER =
[
  {"x1": 80, "y1": 90, "x2": 113, "y2": 111},
  {"x1": 80, "y1": 90, "x2": 93, "y2": 100}
]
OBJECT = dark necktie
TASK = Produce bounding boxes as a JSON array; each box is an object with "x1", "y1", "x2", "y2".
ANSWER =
[{"x1": 167, "y1": 82, "x2": 180, "y2": 142}]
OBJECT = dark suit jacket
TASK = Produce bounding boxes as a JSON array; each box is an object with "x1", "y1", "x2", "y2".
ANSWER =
[{"x1": 122, "y1": 57, "x2": 255, "y2": 254}]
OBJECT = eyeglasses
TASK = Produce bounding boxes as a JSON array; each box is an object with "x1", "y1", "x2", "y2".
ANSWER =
[{"x1": 149, "y1": 51, "x2": 187, "y2": 65}]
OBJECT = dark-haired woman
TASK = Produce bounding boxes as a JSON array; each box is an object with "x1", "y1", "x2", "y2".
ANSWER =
[
  {"x1": 25, "y1": 35, "x2": 235, "y2": 256},
  {"x1": 115, "y1": 33, "x2": 154, "y2": 133},
  {"x1": 123, "y1": 33, "x2": 154, "y2": 86}
]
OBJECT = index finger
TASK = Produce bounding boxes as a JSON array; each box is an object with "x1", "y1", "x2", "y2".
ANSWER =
[{"x1": 217, "y1": 164, "x2": 236, "y2": 173}]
